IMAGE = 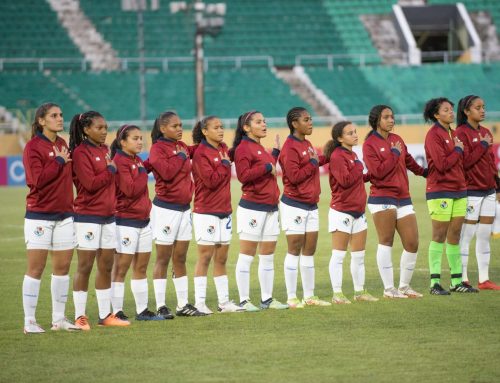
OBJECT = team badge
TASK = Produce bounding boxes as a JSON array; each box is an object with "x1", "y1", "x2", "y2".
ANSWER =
[
  {"x1": 380, "y1": 148, "x2": 385, "y2": 152},
  {"x1": 467, "y1": 205, "x2": 474, "y2": 214},
  {"x1": 473, "y1": 138, "x2": 478, "y2": 142},
  {"x1": 85, "y1": 232, "x2": 94, "y2": 241},
  {"x1": 249, "y1": 219, "x2": 257, "y2": 228},
  {"x1": 294, "y1": 216, "x2": 303, "y2": 224},
  {"x1": 163, "y1": 226, "x2": 171, "y2": 235},
  {"x1": 34, "y1": 226, "x2": 44, "y2": 237},
  {"x1": 257, "y1": 151, "x2": 262, "y2": 155},
  {"x1": 440, "y1": 201, "x2": 448, "y2": 209},
  {"x1": 207, "y1": 225, "x2": 215, "y2": 235},
  {"x1": 343, "y1": 217, "x2": 350, "y2": 226},
  {"x1": 96, "y1": 157, "x2": 101, "y2": 161},
  {"x1": 302, "y1": 151, "x2": 307, "y2": 156},
  {"x1": 214, "y1": 158, "x2": 219, "y2": 162},
  {"x1": 382, "y1": 204, "x2": 390, "y2": 210},
  {"x1": 445, "y1": 140, "x2": 449, "y2": 143},
  {"x1": 121, "y1": 237, "x2": 131, "y2": 246}
]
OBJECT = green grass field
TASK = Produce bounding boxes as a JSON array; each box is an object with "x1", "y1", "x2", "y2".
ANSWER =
[{"x1": 1, "y1": 176, "x2": 499, "y2": 382}]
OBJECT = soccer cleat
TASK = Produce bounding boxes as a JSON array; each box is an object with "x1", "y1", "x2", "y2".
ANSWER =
[
  {"x1": 23, "y1": 321, "x2": 45, "y2": 334},
  {"x1": 157, "y1": 305, "x2": 175, "y2": 319},
  {"x1": 429, "y1": 283, "x2": 450, "y2": 295},
  {"x1": 332, "y1": 292, "x2": 352, "y2": 304},
  {"x1": 450, "y1": 281, "x2": 479, "y2": 293},
  {"x1": 383, "y1": 287, "x2": 408, "y2": 299},
  {"x1": 217, "y1": 300, "x2": 246, "y2": 313},
  {"x1": 74, "y1": 315, "x2": 91, "y2": 331},
  {"x1": 98, "y1": 313, "x2": 131, "y2": 326},
  {"x1": 176, "y1": 303, "x2": 207, "y2": 317},
  {"x1": 114, "y1": 311, "x2": 129, "y2": 321},
  {"x1": 51, "y1": 318, "x2": 81, "y2": 331},
  {"x1": 239, "y1": 300, "x2": 260, "y2": 312},
  {"x1": 260, "y1": 298, "x2": 289, "y2": 310},
  {"x1": 353, "y1": 290, "x2": 379, "y2": 302},
  {"x1": 136, "y1": 308, "x2": 165, "y2": 321},
  {"x1": 287, "y1": 297, "x2": 305, "y2": 309},
  {"x1": 398, "y1": 285, "x2": 423, "y2": 298},
  {"x1": 478, "y1": 280, "x2": 500, "y2": 291},
  {"x1": 195, "y1": 303, "x2": 214, "y2": 315},
  {"x1": 303, "y1": 296, "x2": 332, "y2": 306}
]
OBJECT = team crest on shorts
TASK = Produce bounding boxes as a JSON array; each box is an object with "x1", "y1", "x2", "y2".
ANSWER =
[
  {"x1": 249, "y1": 219, "x2": 257, "y2": 228},
  {"x1": 440, "y1": 201, "x2": 448, "y2": 209},
  {"x1": 382, "y1": 204, "x2": 390, "y2": 210},
  {"x1": 163, "y1": 226, "x2": 171, "y2": 235},
  {"x1": 466, "y1": 205, "x2": 474, "y2": 214},
  {"x1": 34, "y1": 226, "x2": 44, "y2": 237},
  {"x1": 207, "y1": 225, "x2": 215, "y2": 234},
  {"x1": 343, "y1": 217, "x2": 350, "y2": 226},
  {"x1": 85, "y1": 232, "x2": 94, "y2": 241},
  {"x1": 294, "y1": 216, "x2": 303, "y2": 224},
  {"x1": 121, "y1": 237, "x2": 131, "y2": 247}
]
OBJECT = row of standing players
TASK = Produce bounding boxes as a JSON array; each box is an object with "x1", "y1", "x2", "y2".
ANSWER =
[{"x1": 21, "y1": 95, "x2": 500, "y2": 334}]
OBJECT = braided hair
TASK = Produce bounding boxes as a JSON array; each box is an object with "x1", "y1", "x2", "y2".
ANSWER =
[{"x1": 69, "y1": 111, "x2": 104, "y2": 152}]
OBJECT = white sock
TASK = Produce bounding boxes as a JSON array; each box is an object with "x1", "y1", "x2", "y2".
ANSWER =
[
  {"x1": 51, "y1": 274, "x2": 69, "y2": 323},
  {"x1": 73, "y1": 290, "x2": 88, "y2": 319},
  {"x1": 111, "y1": 282, "x2": 125, "y2": 314},
  {"x1": 214, "y1": 275, "x2": 229, "y2": 305},
  {"x1": 131, "y1": 278, "x2": 148, "y2": 314},
  {"x1": 173, "y1": 275, "x2": 189, "y2": 308},
  {"x1": 493, "y1": 203, "x2": 500, "y2": 235},
  {"x1": 258, "y1": 254, "x2": 274, "y2": 302},
  {"x1": 235, "y1": 253, "x2": 254, "y2": 302},
  {"x1": 153, "y1": 279, "x2": 167, "y2": 310},
  {"x1": 350, "y1": 250, "x2": 365, "y2": 292},
  {"x1": 460, "y1": 223, "x2": 477, "y2": 282},
  {"x1": 23, "y1": 275, "x2": 41, "y2": 325},
  {"x1": 284, "y1": 253, "x2": 299, "y2": 299},
  {"x1": 300, "y1": 255, "x2": 315, "y2": 298},
  {"x1": 194, "y1": 276, "x2": 207, "y2": 306},
  {"x1": 376, "y1": 244, "x2": 394, "y2": 289},
  {"x1": 399, "y1": 250, "x2": 417, "y2": 288},
  {"x1": 476, "y1": 223, "x2": 492, "y2": 283},
  {"x1": 329, "y1": 250, "x2": 346, "y2": 293},
  {"x1": 95, "y1": 288, "x2": 111, "y2": 320}
]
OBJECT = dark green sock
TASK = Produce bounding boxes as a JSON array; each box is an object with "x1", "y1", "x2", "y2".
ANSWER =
[
  {"x1": 429, "y1": 241, "x2": 444, "y2": 286},
  {"x1": 446, "y1": 243, "x2": 462, "y2": 287}
]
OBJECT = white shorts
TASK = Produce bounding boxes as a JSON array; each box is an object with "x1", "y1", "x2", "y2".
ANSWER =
[
  {"x1": 116, "y1": 224, "x2": 152, "y2": 255},
  {"x1": 236, "y1": 206, "x2": 280, "y2": 242},
  {"x1": 24, "y1": 217, "x2": 75, "y2": 251},
  {"x1": 193, "y1": 213, "x2": 232, "y2": 245},
  {"x1": 75, "y1": 222, "x2": 116, "y2": 250},
  {"x1": 280, "y1": 202, "x2": 319, "y2": 235},
  {"x1": 151, "y1": 205, "x2": 192, "y2": 245},
  {"x1": 465, "y1": 193, "x2": 496, "y2": 221},
  {"x1": 328, "y1": 208, "x2": 367, "y2": 234},
  {"x1": 367, "y1": 203, "x2": 415, "y2": 220}
]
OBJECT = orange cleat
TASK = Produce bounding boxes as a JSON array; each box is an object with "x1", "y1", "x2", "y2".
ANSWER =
[
  {"x1": 75, "y1": 315, "x2": 91, "y2": 331},
  {"x1": 98, "y1": 313, "x2": 130, "y2": 327},
  {"x1": 478, "y1": 280, "x2": 500, "y2": 291}
]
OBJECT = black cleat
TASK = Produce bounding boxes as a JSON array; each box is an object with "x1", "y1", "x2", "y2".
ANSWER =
[
  {"x1": 136, "y1": 308, "x2": 164, "y2": 321},
  {"x1": 430, "y1": 283, "x2": 451, "y2": 295},
  {"x1": 175, "y1": 303, "x2": 207, "y2": 317},
  {"x1": 157, "y1": 305, "x2": 175, "y2": 320},
  {"x1": 450, "y1": 281, "x2": 479, "y2": 293},
  {"x1": 115, "y1": 310, "x2": 129, "y2": 320}
]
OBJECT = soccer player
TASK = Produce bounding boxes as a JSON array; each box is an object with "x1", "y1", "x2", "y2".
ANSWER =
[
  {"x1": 232, "y1": 110, "x2": 288, "y2": 311},
  {"x1": 149, "y1": 112, "x2": 205, "y2": 317},
  {"x1": 278, "y1": 107, "x2": 331, "y2": 308},
  {"x1": 456, "y1": 95, "x2": 500, "y2": 290},
  {"x1": 363, "y1": 105, "x2": 427, "y2": 299},
  {"x1": 424, "y1": 97, "x2": 478, "y2": 294},
  {"x1": 191, "y1": 116, "x2": 245, "y2": 314},
  {"x1": 22, "y1": 103, "x2": 79, "y2": 333},
  {"x1": 69, "y1": 111, "x2": 125, "y2": 329},
  {"x1": 110, "y1": 125, "x2": 162, "y2": 322},
  {"x1": 325, "y1": 121, "x2": 378, "y2": 304}
]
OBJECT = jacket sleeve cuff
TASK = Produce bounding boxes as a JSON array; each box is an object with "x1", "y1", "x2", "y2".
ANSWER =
[
  {"x1": 480, "y1": 141, "x2": 489, "y2": 148},
  {"x1": 55, "y1": 156, "x2": 65, "y2": 165},
  {"x1": 177, "y1": 152, "x2": 187, "y2": 160},
  {"x1": 422, "y1": 168, "x2": 429, "y2": 178},
  {"x1": 265, "y1": 163, "x2": 272, "y2": 173},
  {"x1": 221, "y1": 159, "x2": 231, "y2": 167},
  {"x1": 454, "y1": 147, "x2": 464, "y2": 154},
  {"x1": 271, "y1": 148, "x2": 280, "y2": 158},
  {"x1": 107, "y1": 165, "x2": 117, "y2": 173},
  {"x1": 138, "y1": 167, "x2": 147, "y2": 174},
  {"x1": 390, "y1": 148, "x2": 401, "y2": 156},
  {"x1": 309, "y1": 158, "x2": 318, "y2": 167}
]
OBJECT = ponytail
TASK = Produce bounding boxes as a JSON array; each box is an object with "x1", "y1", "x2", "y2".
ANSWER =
[
  {"x1": 323, "y1": 121, "x2": 352, "y2": 160},
  {"x1": 31, "y1": 102, "x2": 60, "y2": 138},
  {"x1": 457, "y1": 95, "x2": 480, "y2": 127},
  {"x1": 69, "y1": 111, "x2": 103, "y2": 152},
  {"x1": 110, "y1": 124, "x2": 140, "y2": 158},
  {"x1": 152, "y1": 111, "x2": 178, "y2": 144},
  {"x1": 366, "y1": 104, "x2": 392, "y2": 140},
  {"x1": 230, "y1": 110, "x2": 258, "y2": 161},
  {"x1": 192, "y1": 115, "x2": 218, "y2": 144}
]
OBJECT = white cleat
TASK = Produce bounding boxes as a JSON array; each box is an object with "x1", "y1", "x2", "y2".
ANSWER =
[
  {"x1": 51, "y1": 318, "x2": 81, "y2": 331},
  {"x1": 195, "y1": 303, "x2": 214, "y2": 315},
  {"x1": 398, "y1": 285, "x2": 423, "y2": 298},
  {"x1": 383, "y1": 287, "x2": 408, "y2": 299},
  {"x1": 24, "y1": 321, "x2": 45, "y2": 334},
  {"x1": 218, "y1": 300, "x2": 246, "y2": 313}
]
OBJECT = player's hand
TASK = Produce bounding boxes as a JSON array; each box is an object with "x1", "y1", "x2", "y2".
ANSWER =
[
  {"x1": 54, "y1": 145, "x2": 71, "y2": 163},
  {"x1": 270, "y1": 163, "x2": 276, "y2": 176},
  {"x1": 392, "y1": 141, "x2": 402, "y2": 153},
  {"x1": 105, "y1": 153, "x2": 116, "y2": 168},
  {"x1": 220, "y1": 151, "x2": 230, "y2": 162},
  {"x1": 176, "y1": 145, "x2": 187, "y2": 157},
  {"x1": 274, "y1": 134, "x2": 280, "y2": 150},
  {"x1": 480, "y1": 133, "x2": 492, "y2": 146},
  {"x1": 453, "y1": 136, "x2": 464, "y2": 150},
  {"x1": 309, "y1": 147, "x2": 319, "y2": 162}
]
